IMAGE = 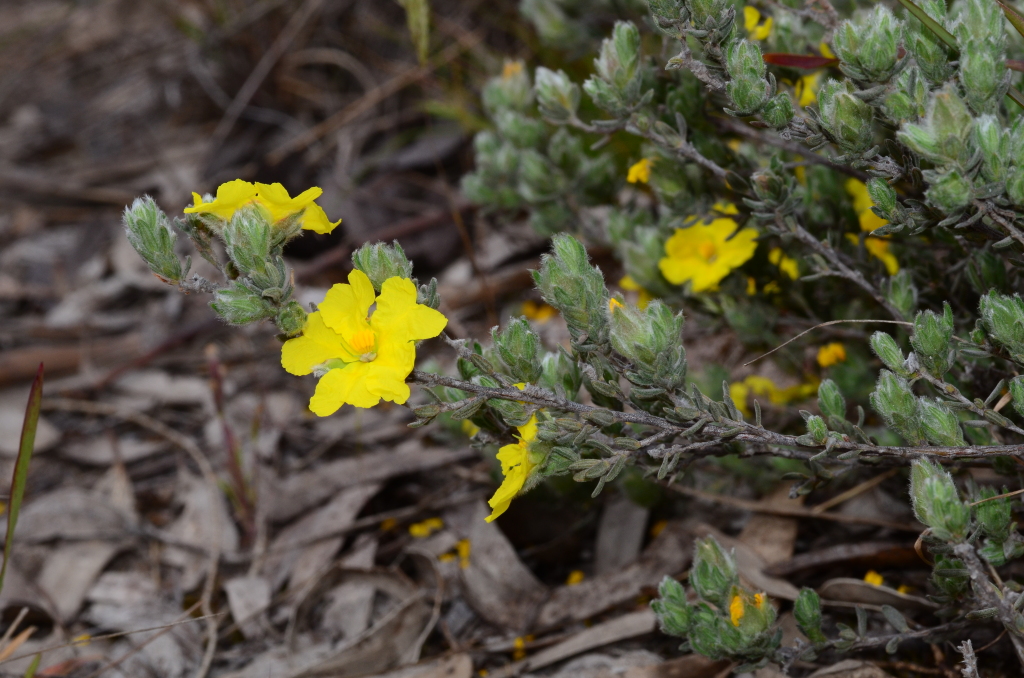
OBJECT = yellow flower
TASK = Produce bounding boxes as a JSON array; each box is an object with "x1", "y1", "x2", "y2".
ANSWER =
[
  {"x1": 184, "y1": 179, "x2": 341, "y2": 234},
  {"x1": 753, "y1": 593, "x2": 766, "y2": 609},
  {"x1": 768, "y1": 247, "x2": 799, "y2": 280},
  {"x1": 486, "y1": 415, "x2": 539, "y2": 522},
  {"x1": 409, "y1": 517, "x2": 444, "y2": 538},
  {"x1": 817, "y1": 342, "x2": 847, "y2": 368},
  {"x1": 743, "y1": 6, "x2": 773, "y2": 40},
  {"x1": 659, "y1": 217, "x2": 758, "y2": 292},
  {"x1": 845, "y1": 233, "x2": 899, "y2": 275},
  {"x1": 462, "y1": 419, "x2": 481, "y2": 438},
  {"x1": 627, "y1": 158, "x2": 654, "y2": 184},
  {"x1": 845, "y1": 178, "x2": 888, "y2": 232},
  {"x1": 619, "y1": 275, "x2": 654, "y2": 308},
  {"x1": 730, "y1": 594, "x2": 745, "y2": 626},
  {"x1": 521, "y1": 299, "x2": 557, "y2": 323},
  {"x1": 566, "y1": 570, "x2": 585, "y2": 586},
  {"x1": 795, "y1": 71, "x2": 823, "y2": 108},
  {"x1": 897, "y1": 584, "x2": 912, "y2": 595},
  {"x1": 609, "y1": 297, "x2": 625, "y2": 313},
  {"x1": 762, "y1": 281, "x2": 781, "y2": 295},
  {"x1": 502, "y1": 60, "x2": 524, "y2": 80},
  {"x1": 456, "y1": 538, "x2": 471, "y2": 568},
  {"x1": 864, "y1": 570, "x2": 884, "y2": 587},
  {"x1": 730, "y1": 375, "x2": 817, "y2": 416},
  {"x1": 281, "y1": 269, "x2": 447, "y2": 416},
  {"x1": 746, "y1": 276, "x2": 757, "y2": 296},
  {"x1": 819, "y1": 42, "x2": 835, "y2": 59}
]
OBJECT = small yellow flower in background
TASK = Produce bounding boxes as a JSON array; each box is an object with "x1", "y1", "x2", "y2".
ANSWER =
[
  {"x1": 281, "y1": 269, "x2": 447, "y2": 415},
  {"x1": 185, "y1": 179, "x2": 341, "y2": 234},
  {"x1": 608, "y1": 297, "x2": 625, "y2": 313},
  {"x1": 478, "y1": 671, "x2": 489, "y2": 678},
  {"x1": 521, "y1": 299, "x2": 557, "y2": 323},
  {"x1": 627, "y1": 158, "x2": 654, "y2": 184},
  {"x1": 768, "y1": 247, "x2": 799, "y2": 280},
  {"x1": 730, "y1": 375, "x2": 818, "y2": 416},
  {"x1": 502, "y1": 60, "x2": 524, "y2": 80},
  {"x1": 743, "y1": 6, "x2": 773, "y2": 40},
  {"x1": 659, "y1": 214, "x2": 758, "y2": 292},
  {"x1": 462, "y1": 419, "x2": 481, "y2": 438},
  {"x1": 794, "y1": 164, "x2": 807, "y2": 186},
  {"x1": 820, "y1": 42, "x2": 835, "y2": 59},
  {"x1": 795, "y1": 71, "x2": 823, "y2": 108},
  {"x1": 512, "y1": 635, "x2": 535, "y2": 661},
  {"x1": 762, "y1": 281, "x2": 781, "y2": 295},
  {"x1": 897, "y1": 584, "x2": 912, "y2": 595},
  {"x1": 844, "y1": 179, "x2": 898, "y2": 274},
  {"x1": 456, "y1": 538, "x2": 471, "y2": 568},
  {"x1": 845, "y1": 233, "x2": 899, "y2": 275},
  {"x1": 864, "y1": 570, "x2": 884, "y2": 587},
  {"x1": 730, "y1": 594, "x2": 745, "y2": 626},
  {"x1": 817, "y1": 342, "x2": 847, "y2": 368},
  {"x1": 486, "y1": 415, "x2": 539, "y2": 522},
  {"x1": 408, "y1": 517, "x2": 444, "y2": 538},
  {"x1": 566, "y1": 570, "x2": 585, "y2": 586},
  {"x1": 746, "y1": 277, "x2": 757, "y2": 296},
  {"x1": 380, "y1": 517, "x2": 397, "y2": 531},
  {"x1": 619, "y1": 275, "x2": 654, "y2": 309}
]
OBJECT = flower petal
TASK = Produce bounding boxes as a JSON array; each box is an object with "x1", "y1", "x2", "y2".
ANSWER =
[
  {"x1": 320, "y1": 269, "x2": 376, "y2": 339},
  {"x1": 300, "y1": 202, "x2": 342, "y2": 234},
  {"x1": 280, "y1": 312, "x2": 347, "y2": 376},
  {"x1": 309, "y1": 363, "x2": 380, "y2": 415},
  {"x1": 372, "y1": 276, "x2": 448, "y2": 342},
  {"x1": 365, "y1": 367, "x2": 412, "y2": 404},
  {"x1": 183, "y1": 180, "x2": 257, "y2": 219}
]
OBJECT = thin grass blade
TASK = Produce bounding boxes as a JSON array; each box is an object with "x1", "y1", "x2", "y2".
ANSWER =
[
  {"x1": 896, "y1": 0, "x2": 957, "y2": 49},
  {"x1": 999, "y1": 1, "x2": 1024, "y2": 41},
  {"x1": 0, "y1": 364, "x2": 43, "y2": 598},
  {"x1": 21, "y1": 653, "x2": 39, "y2": 678}
]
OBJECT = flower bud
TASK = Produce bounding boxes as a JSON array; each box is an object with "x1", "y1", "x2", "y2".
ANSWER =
[
  {"x1": 352, "y1": 241, "x2": 414, "y2": 292},
  {"x1": 492, "y1": 317, "x2": 543, "y2": 384},
  {"x1": 583, "y1": 21, "x2": 643, "y2": 114},
  {"x1": 975, "y1": 115, "x2": 1008, "y2": 183},
  {"x1": 1010, "y1": 376, "x2": 1024, "y2": 418},
  {"x1": 725, "y1": 40, "x2": 769, "y2": 115},
  {"x1": 793, "y1": 588, "x2": 827, "y2": 644},
  {"x1": 882, "y1": 67, "x2": 928, "y2": 124},
  {"x1": 956, "y1": 0, "x2": 1007, "y2": 114},
  {"x1": 817, "y1": 79, "x2": 874, "y2": 155},
  {"x1": 275, "y1": 300, "x2": 307, "y2": 337},
  {"x1": 870, "y1": 331, "x2": 908, "y2": 375},
  {"x1": 690, "y1": 537, "x2": 738, "y2": 607},
  {"x1": 897, "y1": 85, "x2": 975, "y2": 166},
  {"x1": 729, "y1": 587, "x2": 776, "y2": 638},
  {"x1": 832, "y1": 5, "x2": 902, "y2": 83},
  {"x1": 909, "y1": 458, "x2": 970, "y2": 542},
  {"x1": 870, "y1": 370, "x2": 927, "y2": 445},
  {"x1": 932, "y1": 555, "x2": 969, "y2": 598},
  {"x1": 534, "y1": 234, "x2": 610, "y2": 349},
  {"x1": 978, "y1": 291, "x2": 1024, "y2": 362},
  {"x1": 688, "y1": 0, "x2": 731, "y2": 31},
  {"x1": 904, "y1": 0, "x2": 953, "y2": 84},
  {"x1": 924, "y1": 168, "x2": 972, "y2": 212},
  {"x1": 886, "y1": 270, "x2": 918, "y2": 319},
  {"x1": 910, "y1": 302, "x2": 955, "y2": 375},
  {"x1": 123, "y1": 196, "x2": 186, "y2": 284},
  {"x1": 609, "y1": 299, "x2": 687, "y2": 391},
  {"x1": 759, "y1": 92, "x2": 794, "y2": 128},
  {"x1": 806, "y1": 415, "x2": 828, "y2": 444},
  {"x1": 918, "y1": 397, "x2": 965, "y2": 447},
  {"x1": 223, "y1": 204, "x2": 272, "y2": 277},
  {"x1": 818, "y1": 379, "x2": 846, "y2": 420},
  {"x1": 540, "y1": 350, "x2": 582, "y2": 399},
  {"x1": 210, "y1": 280, "x2": 275, "y2": 325},
  {"x1": 535, "y1": 67, "x2": 581, "y2": 122},
  {"x1": 974, "y1": 486, "x2": 1014, "y2": 543},
  {"x1": 482, "y1": 60, "x2": 533, "y2": 114},
  {"x1": 651, "y1": 576, "x2": 692, "y2": 637}
]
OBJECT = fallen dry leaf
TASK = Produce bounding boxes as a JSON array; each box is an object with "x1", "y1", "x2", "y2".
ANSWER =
[
  {"x1": 224, "y1": 575, "x2": 271, "y2": 639},
  {"x1": 623, "y1": 654, "x2": 731, "y2": 678},
  {"x1": 594, "y1": 495, "x2": 650, "y2": 575},
  {"x1": 36, "y1": 540, "x2": 123, "y2": 622},
  {"x1": 737, "y1": 485, "x2": 802, "y2": 566},
  {"x1": 817, "y1": 578, "x2": 937, "y2": 612}
]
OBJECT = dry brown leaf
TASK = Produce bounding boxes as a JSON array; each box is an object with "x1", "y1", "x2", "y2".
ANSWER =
[
  {"x1": 691, "y1": 523, "x2": 800, "y2": 600},
  {"x1": 446, "y1": 501, "x2": 548, "y2": 632},
  {"x1": 37, "y1": 540, "x2": 123, "y2": 622},
  {"x1": 737, "y1": 485, "x2": 802, "y2": 566},
  {"x1": 535, "y1": 650, "x2": 664, "y2": 678},
  {"x1": 62, "y1": 436, "x2": 163, "y2": 466},
  {"x1": 535, "y1": 520, "x2": 691, "y2": 630},
  {"x1": 623, "y1": 654, "x2": 731, "y2": 678},
  {"x1": 0, "y1": 626, "x2": 35, "y2": 663},
  {"x1": 817, "y1": 578, "x2": 937, "y2": 612},
  {"x1": 15, "y1": 487, "x2": 123, "y2": 542},
  {"x1": 594, "y1": 495, "x2": 650, "y2": 575},
  {"x1": 162, "y1": 472, "x2": 239, "y2": 591},
  {"x1": 224, "y1": 575, "x2": 271, "y2": 639},
  {"x1": 808, "y1": 659, "x2": 894, "y2": 677}
]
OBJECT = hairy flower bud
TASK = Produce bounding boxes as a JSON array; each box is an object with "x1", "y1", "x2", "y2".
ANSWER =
[
  {"x1": 806, "y1": 414, "x2": 828, "y2": 444},
  {"x1": 725, "y1": 40, "x2": 769, "y2": 115},
  {"x1": 832, "y1": 5, "x2": 903, "y2": 82},
  {"x1": 123, "y1": 196, "x2": 187, "y2": 285},
  {"x1": 535, "y1": 67, "x2": 581, "y2": 122},
  {"x1": 817, "y1": 79, "x2": 874, "y2": 155},
  {"x1": 918, "y1": 397, "x2": 965, "y2": 447},
  {"x1": 493, "y1": 316, "x2": 543, "y2": 383},
  {"x1": 909, "y1": 458, "x2": 970, "y2": 542},
  {"x1": 870, "y1": 331, "x2": 909, "y2": 376},
  {"x1": 818, "y1": 379, "x2": 846, "y2": 421},
  {"x1": 897, "y1": 85, "x2": 975, "y2": 166},
  {"x1": 924, "y1": 169, "x2": 972, "y2": 212},
  {"x1": 352, "y1": 241, "x2": 415, "y2": 292},
  {"x1": 1010, "y1": 376, "x2": 1024, "y2": 418},
  {"x1": 482, "y1": 60, "x2": 533, "y2": 114},
  {"x1": 690, "y1": 537, "x2": 738, "y2": 607},
  {"x1": 651, "y1": 576, "x2": 692, "y2": 636},
  {"x1": 910, "y1": 302, "x2": 955, "y2": 375},
  {"x1": 534, "y1": 234, "x2": 610, "y2": 350},
  {"x1": 979, "y1": 291, "x2": 1024, "y2": 362},
  {"x1": 886, "y1": 270, "x2": 918, "y2": 319},
  {"x1": 609, "y1": 299, "x2": 687, "y2": 391},
  {"x1": 211, "y1": 280, "x2": 275, "y2": 325},
  {"x1": 223, "y1": 204, "x2": 272, "y2": 277},
  {"x1": 759, "y1": 92, "x2": 794, "y2": 128},
  {"x1": 583, "y1": 21, "x2": 644, "y2": 115},
  {"x1": 905, "y1": 0, "x2": 953, "y2": 84},
  {"x1": 794, "y1": 588, "x2": 827, "y2": 644},
  {"x1": 882, "y1": 67, "x2": 928, "y2": 124},
  {"x1": 871, "y1": 370, "x2": 927, "y2": 445},
  {"x1": 275, "y1": 300, "x2": 307, "y2": 337}
]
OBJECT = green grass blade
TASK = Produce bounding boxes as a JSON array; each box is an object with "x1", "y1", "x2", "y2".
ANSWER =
[
  {"x1": 0, "y1": 364, "x2": 43, "y2": 598},
  {"x1": 896, "y1": 0, "x2": 958, "y2": 50},
  {"x1": 21, "y1": 654, "x2": 40, "y2": 678},
  {"x1": 999, "y1": 1, "x2": 1024, "y2": 41}
]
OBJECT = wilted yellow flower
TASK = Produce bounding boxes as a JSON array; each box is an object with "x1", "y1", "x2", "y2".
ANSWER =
[
  {"x1": 486, "y1": 416, "x2": 539, "y2": 522},
  {"x1": 817, "y1": 342, "x2": 847, "y2": 368},
  {"x1": 281, "y1": 269, "x2": 447, "y2": 415},
  {"x1": 502, "y1": 60, "x2": 524, "y2": 80},
  {"x1": 660, "y1": 216, "x2": 758, "y2": 292},
  {"x1": 566, "y1": 570, "x2": 585, "y2": 586},
  {"x1": 521, "y1": 299, "x2": 558, "y2": 323},
  {"x1": 730, "y1": 594, "x2": 745, "y2": 626},
  {"x1": 864, "y1": 570, "x2": 884, "y2": 586},
  {"x1": 409, "y1": 517, "x2": 444, "y2": 538},
  {"x1": 185, "y1": 179, "x2": 341, "y2": 234},
  {"x1": 743, "y1": 6, "x2": 773, "y2": 40},
  {"x1": 627, "y1": 158, "x2": 654, "y2": 184},
  {"x1": 768, "y1": 247, "x2": 799, "y2": 280}
]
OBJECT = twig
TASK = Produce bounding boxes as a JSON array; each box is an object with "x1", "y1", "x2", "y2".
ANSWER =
[
  {"x1": 811, "y1": 468, "x2": 900, "y2": 514},
  {"x1": 667, "y1": 484, "x2": 922, "y2": 531},
  {"x1": 745, "y1": 319, "x2": 912, "y2": 366},
  {"x1": 970, "y1": 487, "x2": 1024, "y2": 506},
  {"x1": 79, "y1": 602, "x2": 206, "y2": 678}
]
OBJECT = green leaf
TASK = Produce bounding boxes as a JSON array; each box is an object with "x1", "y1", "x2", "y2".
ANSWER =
[
  {"x1": 0, "y1": 364, "x2": 43, "y2": 598},
  {"x1": 397, "y1": 0, "x2": 431, "y2": 65},
  {"x1": 22, "y1": 654, "x2": 40, "y2": 678}
]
